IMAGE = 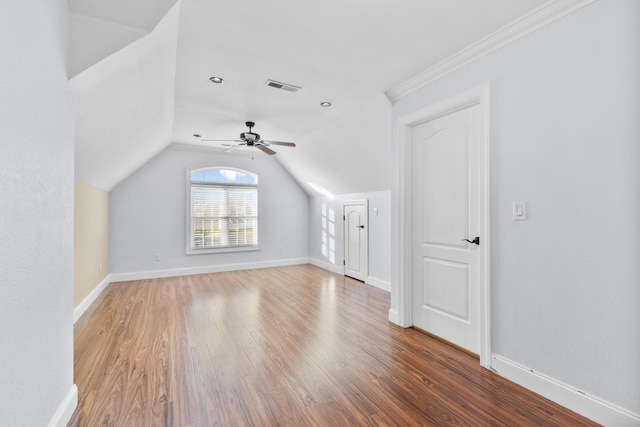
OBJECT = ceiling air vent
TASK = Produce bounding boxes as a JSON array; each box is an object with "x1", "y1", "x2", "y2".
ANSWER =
[{"x1": 266, "y1": 79, "x2": 301, "y2": 93}]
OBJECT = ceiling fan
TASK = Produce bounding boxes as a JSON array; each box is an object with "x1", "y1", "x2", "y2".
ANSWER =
[{"x1": 202, "y1": 121, "x2": 296, "y2": 155}]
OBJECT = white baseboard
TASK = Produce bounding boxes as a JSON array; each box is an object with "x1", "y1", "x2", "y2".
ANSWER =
[
  {"x1": 109, "y1": 257, "x2": 310, "y2": 283},
  {"x1": 388, "y1": 308, "x2": 399, "y2": 325},
  {"x1": 48, "y1": 384, "x2": 77, "y2": 427},
  {"x1": 491, "y1": 355, "x2": 640, "y2": 427},
  {"x1": 366, "y1": 275, "x2": 390, "y2": 292},
  {"x1": 309, "y1": 257, "x2": 344, "y2": 275},
  {"x1": 74, "y1": 275, "x2": 111, "y2": 324},
  {"x1": 74, "y1": 259, "x2": 312, "y2": 323},
  {"x1": 309, "y1": 259, "x2": 391, "y2": 292}
]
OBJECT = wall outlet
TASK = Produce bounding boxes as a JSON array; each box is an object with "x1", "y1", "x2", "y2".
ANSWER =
[
  {"x1": 513, "y1": 201, "x2": 528, "y2": 221},
  {"x1": 155, "y1": 253, "x2": 161, "y2": 262}
]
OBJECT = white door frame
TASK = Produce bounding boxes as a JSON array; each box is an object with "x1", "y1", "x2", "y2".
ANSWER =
[
  {"x1": 396, "y1": 83, "x2": 491, "y2": 368},
  {"x1": 343, "y1": 200, "x2": 369, "y2": 281}
]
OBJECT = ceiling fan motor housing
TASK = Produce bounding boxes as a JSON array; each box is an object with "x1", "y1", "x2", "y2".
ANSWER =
[
  {"x1": 217, "y1": 121, "x2": 294, "y2": 155},
  {"x1": 241, "y1": 121, "x2": 260, "y2": 144},
  {"x1": 240, "y1": 132, "x2": 260, "y2": 144}
]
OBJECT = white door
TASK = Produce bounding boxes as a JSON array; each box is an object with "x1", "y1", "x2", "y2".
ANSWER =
[
  {"x1": 411, "y1": 104, "x2": 482, "y2": 354},
  {"x1": 343, "y1": 201, "x2": 368, "y2": 281}
]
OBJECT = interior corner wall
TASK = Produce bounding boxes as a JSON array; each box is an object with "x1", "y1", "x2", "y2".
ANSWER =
[
  {"x1": 310, "y1": 191, "x2": 391, "y2": 285},
  {"x1": 0, "y1": 1, "x2": 76, "y2": 425},
  {"x1": 109, "y1": 147, "x2": 310, "y2": 274},
  {"x1": 390, "y1": 0, "x2": 640, "y2": 414},
  {"x1": 74, "y1": 180, "x2": 110, "y2": 307}
]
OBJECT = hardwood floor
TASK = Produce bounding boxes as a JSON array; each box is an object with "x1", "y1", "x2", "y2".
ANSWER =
[{"x1": 69, "y1": 264, "x2": 599, "y2": 426}]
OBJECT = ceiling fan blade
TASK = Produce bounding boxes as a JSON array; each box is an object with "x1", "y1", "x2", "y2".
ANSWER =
[
  {"x1": 262, "y1": 140, "x2": 296, "y2": 147},
  {"x1": 224, "y1": 144, "x2": 243, "y2": 152},
  {"x1": 257, "y1": 145, "x2": 276, "y2": 155},
  {"x1": 201, "y1": 139, "x2": 243, "y2": 142}
]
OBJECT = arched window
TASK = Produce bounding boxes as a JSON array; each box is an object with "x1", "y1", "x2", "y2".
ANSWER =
[{"x1": 187, "y1": 167, "x2": 258, "y2": 253}]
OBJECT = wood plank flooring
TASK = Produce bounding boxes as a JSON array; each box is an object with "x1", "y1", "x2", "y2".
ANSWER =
[{"x1": 69, "y1": 264, "x2": 599, "y2": 426}]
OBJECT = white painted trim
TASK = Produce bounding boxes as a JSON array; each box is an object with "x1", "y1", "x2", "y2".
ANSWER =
[
  {"x1": 109, "y1": 258, "x2": 310, "y2": 282},
  {"x1": 48, "y1": 385, "x2": 77, "y2": 427},
  {"x1": 385, "y1": 0, "x2": 595, "y2": 102},
  {"x1": 366, "y1": 276, "x2": 390, "y2": 292},
  {"x1": 395, "y1": 106, "x2": 413, "y2": 328},
  {"x1": 309, "y1": 257, "x2": 344, "y2": 275},
  {"x1": 388, "y1": 308, "x2": 399, "y2": 324},
  {"x1": 311, "y1": 257, "x2": 390, "y2": 292},
  {"x1": 395, "y1": 83, "x2": 492, "y2": 367},
  {"x1": 491, "y1": 355, "x2": 640, "y2": 427},
  {"x1": 478, "y1": 83, "x2": 492, "y2": 369},
  {"x1": 74, "y1": 275, "x2": 111, "y2": 324}
]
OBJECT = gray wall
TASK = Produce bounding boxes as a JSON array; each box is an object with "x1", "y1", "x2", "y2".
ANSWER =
[
  {"x1": 391, "y1": 0, "x2": 640, "y2": 414},
  {"x1": 0, "y1": 1, "x2": 76, "y2": 425},
  {"x1": 310, "y1": 191, "x2": 391, "y2": 285},
  {"x1": 110, "y1": 147, "x2": 310, "y2": 273}
]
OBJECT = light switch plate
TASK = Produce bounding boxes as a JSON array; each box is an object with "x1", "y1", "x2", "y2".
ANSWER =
[{"x1": 513, "y1": 201, "x2": 527, "y2": 220}]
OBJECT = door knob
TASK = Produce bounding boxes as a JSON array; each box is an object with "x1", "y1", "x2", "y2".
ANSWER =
[
  {"x1": 462, "y1": 236, "x2": 480, "y2": 245},
  {"x1": 358, "y1": 225, "x2": 365, "y2": 229}
]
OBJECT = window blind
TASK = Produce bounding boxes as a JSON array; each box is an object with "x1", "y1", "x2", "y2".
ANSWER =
[{"x1": 191, "y1": 185, "x2": 258, "y2": 249}]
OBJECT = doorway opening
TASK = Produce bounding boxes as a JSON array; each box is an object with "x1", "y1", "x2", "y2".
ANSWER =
[
  {"x1": 343, "y1": 200, "x2": 368, "y2": 282},
  {"x1": 395, "y1": 83, "x2": 491, "y2": 368}
]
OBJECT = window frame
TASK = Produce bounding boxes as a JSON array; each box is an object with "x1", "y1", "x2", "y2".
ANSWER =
[{"x1": 185, "y1": 166, "x2": 260, "y2": 255}]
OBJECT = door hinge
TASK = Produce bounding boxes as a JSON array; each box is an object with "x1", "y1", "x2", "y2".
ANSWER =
[
  {"x1": 343, "y1": 215, "x2": 345, "y2": 220},
  {"x1": 343, "y1": 260, "x2": 345, "y2": 265}
]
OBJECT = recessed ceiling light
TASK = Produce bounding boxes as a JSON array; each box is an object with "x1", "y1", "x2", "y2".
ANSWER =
[
  {"x1": 209, "y1": 76, "x2": 224, "y2": 84},
  {"x1": 193, "y1": 134, "x2": 201, "y2": 138},
  {"x1": 320, "y1": 101, "x2": 332, "y2": 107}
]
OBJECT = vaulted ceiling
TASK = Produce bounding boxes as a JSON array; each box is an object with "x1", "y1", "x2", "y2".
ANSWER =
[{"x1": 69, "y1": 0, "x2": 546, "y2": 194}]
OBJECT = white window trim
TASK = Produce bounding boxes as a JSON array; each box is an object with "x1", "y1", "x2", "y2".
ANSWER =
[{"x1": 185, "y1": 166, "x2": 261, "y2": 255}]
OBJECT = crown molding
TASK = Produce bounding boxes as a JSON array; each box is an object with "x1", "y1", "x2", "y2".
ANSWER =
[{"x1": 385, "y1": 0, "x2": 595, "y2": 102}]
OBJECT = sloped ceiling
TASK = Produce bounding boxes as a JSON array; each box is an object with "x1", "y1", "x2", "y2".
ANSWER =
[
  {"x1": 72, "y1": 4, "x2": 179, "y2": 190},
  {"x1": 68, "y1": 0, "x2": 177, "y2": 78},
  {"x1": 70, "y1": 0, "x2": 546, "y2": 193}
]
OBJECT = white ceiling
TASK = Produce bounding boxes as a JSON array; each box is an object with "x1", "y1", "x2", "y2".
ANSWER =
[
  {"x1": 70, "y1": 0, "x2": 546, "y2": 193},
  {"x1": 72, "y1": 4, "x2": 179, "y2": 191}
]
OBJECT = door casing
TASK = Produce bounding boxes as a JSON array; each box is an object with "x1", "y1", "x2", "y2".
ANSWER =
[{"x1": 395, "y1": 83, "x2": 491, "y2": 368}]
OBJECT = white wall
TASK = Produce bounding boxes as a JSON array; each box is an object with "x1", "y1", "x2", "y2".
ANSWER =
[
  {"x1": 0, "y1": 1, "x2": 76, "y2": 425},
  {"x1": 310, "y1": 191, "x2": 391, "y2": 289},
  {"x1": 391, "y1": 0, "x2": 640, "y2": 415},
  {"x1": 110, "y1": 146, "x2": 309, "y2": 274}
]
